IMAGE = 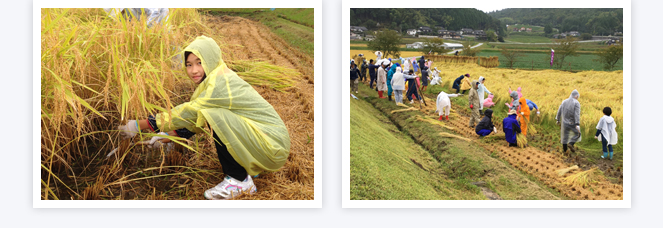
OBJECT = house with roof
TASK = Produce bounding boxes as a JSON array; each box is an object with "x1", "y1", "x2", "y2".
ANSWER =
[
  {"x1": 364, "y1": 35, "x2": 375, "y2": 41},
  {"x1": 406, "y1": 29, "x2": 417, "y2": 36},
  {"x1": 569, "y1": 31, "x2": 580, "y2": 37},
  {"x1": 350, "y1": 26, "x2": 368, "y2": 33},
  {"x1": 418, "y1": 26, "x2": 433, "y2": 33},
  {"x1": 461, "y1": 28, "x2": 474, "y2": 35}
]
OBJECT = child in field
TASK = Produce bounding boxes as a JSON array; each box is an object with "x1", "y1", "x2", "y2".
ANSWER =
[
  {"x1": 391, "y1": 67, "x2": 406, "y2": 105},
  {"x1": 595, "y1": 107, "x2": 618, "y2": 160},
  {"x1": 483, "y1": 94, "x2": 495, "y2": 108},
  {"x1": 117, "y1": 36, "x2": 290, "y2": 200},
  {"x1": 503, "y1": 109, "x2": 522, "y2": 147},
  {"x1": 404, "y1": 69, "x2": 422, "y2": 104},
  {"x1": 436, "y1": 91, "x2": 462, "y2": 121},
  {"x1": 475, "y1": 109, "x2": 497, "y2": 137},
  {"x1": 429, "y1": 67, "x2": 442, "y2": 85}
]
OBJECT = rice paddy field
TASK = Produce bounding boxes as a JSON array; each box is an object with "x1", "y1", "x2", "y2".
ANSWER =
[
  {"x1": 350, "y1": 58, "x2": 624, "y2": 200},
  {"x1": 40, "y1": 8, "x2": 314, "y2": 200}
]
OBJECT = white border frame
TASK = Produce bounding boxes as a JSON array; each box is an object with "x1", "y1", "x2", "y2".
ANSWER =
[
  {"x1": 342, "y1": 0, "x2": 630, "y2": 208},
  {"x1": 34, "y1": 0, "x2": 322, "y2": 208}
]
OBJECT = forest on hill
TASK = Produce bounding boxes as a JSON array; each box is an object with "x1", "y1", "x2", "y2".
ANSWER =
[
  {"x1": 488, "y1": 8, "x2": 623, "y2": 35},
  {"x1": 350, "y1": 8, "x2": 506, "y2": 36}
]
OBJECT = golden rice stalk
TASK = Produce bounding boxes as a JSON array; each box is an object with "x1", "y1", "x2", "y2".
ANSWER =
[
  {"x1": 564, "y1": 167, "x2": 602, "y2": 187},
  {"x1": 391, "y1": 107, "x2": 417, "y2": 113},
  {"x1": 439, "y1": 132, "x2": 471, "y2": 142},
  {"x1": 556, "y1": 165, "x2": 579, "y2": 176},
  {"x1": 416, "y1": 116, "x2": 455, "y2": 130},
  {"x1": 516, "y1": 133, "x2": 528, "y2": 148},
  {"x1": 228, "y1": 60, "x2": 300, "y2": 92}
]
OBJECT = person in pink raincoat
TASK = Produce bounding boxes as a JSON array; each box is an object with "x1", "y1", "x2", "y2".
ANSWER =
[{"x1": 483, "y1": 94, "x2": 495, "y2": 108}]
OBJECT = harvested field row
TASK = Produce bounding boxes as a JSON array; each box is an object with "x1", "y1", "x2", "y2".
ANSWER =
[{"x1": 443, "y1": 103, "x2": 622, "y2": 200}]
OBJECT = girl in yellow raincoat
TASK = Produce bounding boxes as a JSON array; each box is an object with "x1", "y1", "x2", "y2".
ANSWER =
[{"x1": 118, "y1": 36, "x2": 291, "y2": 200}]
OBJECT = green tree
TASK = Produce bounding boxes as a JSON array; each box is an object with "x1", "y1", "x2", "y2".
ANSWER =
[
  {"x1": 422, "y1": 38, "x2": 446, "y2": 55},
  {"x1": 544, "y1": 23, "x2": 553, "y2": 35},
  {"x1": 500, "y1": 46, "x2": 524, "y2": 69},
  {"x1": 461, "y1": 40, "x2": 480, "y2": 57},
  {"x1": 367, "y1": 29, "x2": 402, "y2": 58},
  {"x1": 552, "y1": 37, "x2": 580, "y2": 69},
  {"x1": 486, "y1": 30, "x2": 498, "y2": 42},
  {"x1": 580, "y1": 33, "x2": 593, "y2": 40},
  {"x1": 594, "y1": 45, "x2": 623, "y2": 70}
]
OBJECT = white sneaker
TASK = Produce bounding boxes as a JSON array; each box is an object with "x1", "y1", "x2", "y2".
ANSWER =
[
  {"x1": 410, "y1": 100, "x2": 414, "y2": 104},
  {"x1": 204, "y1": 175, "x2": 257, "y2": 200}
]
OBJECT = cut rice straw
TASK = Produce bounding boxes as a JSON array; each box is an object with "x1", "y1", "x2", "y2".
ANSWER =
[
  {"x1": 564, "y1": 167, "x2": 602, "y2": 187},
  {"x1": 556, "y1": 165, "x2": 579, "y2": 176},
  {"x1": 391, "y1": 107, "x2": 417, "y2": 114},
  {"x1": 416, "y1": 116, "x2": 455, "y2": 130},
  {"x1": 439, "y1": 132, "x2": 471, "y2": 142}
]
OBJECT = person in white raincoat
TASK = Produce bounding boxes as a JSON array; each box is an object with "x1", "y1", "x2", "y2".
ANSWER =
[
  {"x1": 117, "y1": 36, "x2": 290, "y2": 200},
  {"x1": 436, "y1": 91, "x2": 462, "y2": 121},
  {"x1": 476, "y1": 76, "x2": 493, "y2": 116},
  {"x1": 429, "y1": 67, "x2": 442, "y2": 85},
  {"x1": 375, "y1": 51, "x2": 383, "y2": 62},
  {"x1": 402, "y1": 58, "x2": 411, "y2": 72},
  {"x1": 595, "y1": 107, "x2": 618, "y2": 160},
  {"x1": 556, "y1": 89, "x2": 582, "y2": 153},
  {"x1": 376, "y1": 60, "x2": 389, "y2": 98},
  {"x1": 391, "y1": 67, "x2": 406, "y2": 105}
]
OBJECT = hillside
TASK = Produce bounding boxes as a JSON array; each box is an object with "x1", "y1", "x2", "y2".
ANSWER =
[{"x1": 488, "y1": 8, "x2": 623, "y2": 35}]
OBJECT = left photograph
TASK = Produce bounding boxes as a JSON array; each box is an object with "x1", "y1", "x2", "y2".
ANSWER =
[{"x1": 39, "y1": 8, "x2": 315, "y2": 201}]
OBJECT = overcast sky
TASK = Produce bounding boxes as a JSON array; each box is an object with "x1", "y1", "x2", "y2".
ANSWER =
[{"x1": 475, "y1": 8, "x2": 505, "y2": 13}]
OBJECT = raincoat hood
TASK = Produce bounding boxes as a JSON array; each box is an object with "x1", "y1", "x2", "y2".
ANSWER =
[
  {"x1": 479, "y1": 76, "x2": 485, "y2": 83},
  {"x1": 183, "y1": 36, "x2": 225, "y2": 77},
  {"x1": 604, "y1": 116, "x2": 615, "y2": 124},
  {"x1": 571, "y1": 89, "x2": 580, "y2": 99},
  {"x1": 484, "y1": 109, "x2": 493, "y2": 118},
  {"x1": 510, "y1": 91, "x2": 519, "y2": 100},
  {"x1": 471, "y1": 80, "x2": 479, "y2": 89}
]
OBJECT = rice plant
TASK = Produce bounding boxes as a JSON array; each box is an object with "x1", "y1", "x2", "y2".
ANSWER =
[{"x1": 41, "y1": 8, "x2": 307, "y2": 200}]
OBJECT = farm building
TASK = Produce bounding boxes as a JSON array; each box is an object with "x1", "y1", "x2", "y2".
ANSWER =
[
  {"x1": 461, "y1": 28, "x2": 474, "y2": 35},
  {"x1": 406, "y1": 42, "x2": 425, "y2": 49},
  {"x1": 364, "y1": 35, "x2": 375, "y2": 41},
  {"x1": 442, "y1": 43, "x2": 463, "y2": 49},
  {"x1": 407, "y1": 29, "x2": 417, "y2": 36}
]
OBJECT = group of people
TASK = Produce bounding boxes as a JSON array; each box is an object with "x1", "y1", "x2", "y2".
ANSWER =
[
  {"x1": 350, "y1": 55, "x2": 441, "y2": 105},
  {"x1": 352, "y1": 53, "x2": 619, "y2": 160}
]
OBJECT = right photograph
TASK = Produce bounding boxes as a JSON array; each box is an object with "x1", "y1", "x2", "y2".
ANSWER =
[{"x1": 346, "y1": 6, "x2": 627, "y2": 203}]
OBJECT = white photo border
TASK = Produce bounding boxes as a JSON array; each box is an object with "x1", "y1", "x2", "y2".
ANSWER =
[
  {"x1": 34, "y1": 0, "x2": 322, "y2": 208},
  {"x1": 342, "y1": 0, "x2": 631, "y2": 208}
]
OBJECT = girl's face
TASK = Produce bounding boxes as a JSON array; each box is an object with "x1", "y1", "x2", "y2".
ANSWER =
[{"x1": 186, "y1": 53, "x2": 204, "y2": 84}]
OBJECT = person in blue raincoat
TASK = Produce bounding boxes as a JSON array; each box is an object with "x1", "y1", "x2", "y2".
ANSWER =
[
  {"x1": 502, "y1": 109, "x2": 521, "y2": 147},
  {"x1": 386, "y1": 63, "x2": 399, "y2": 101}
]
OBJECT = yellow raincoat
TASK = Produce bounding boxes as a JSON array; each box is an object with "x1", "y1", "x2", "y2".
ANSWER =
[
  {"x1": 156, "y1": 36, "x2": 290, "y2": 175},
  {"x1": 460, "y1": 77, "x2": 472, "y2": 90}
]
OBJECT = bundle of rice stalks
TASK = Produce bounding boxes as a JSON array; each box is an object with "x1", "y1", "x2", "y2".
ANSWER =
[
  {"x1": 227, "y1": 60, "x2": 300, "y2": 92},
  {"x1": 516, "y1": 133, "x2": 528, "y2": 148},
  {"x1": 416, "y1": 116, "x2": 454, "y2": 130},
  {"x1": 556, "y1": 165, "x2": 579, "y2": 176},
  {"x1": 564, "y1": 167, "x2": 603, "y2": 188},
  {"x1": 524, "y1": 115, "x2": 537, "y2": 135},
  {"x1": 391, "y1": 107, "x2": 417, "y2": 114},
  {"x1": 439, "y1": 132, "x2": 471, "y2": 142}
]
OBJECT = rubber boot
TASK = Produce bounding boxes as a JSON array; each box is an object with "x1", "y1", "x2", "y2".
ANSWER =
[
  {"x1": 378, "y1": 91, "x2": 385, "y2": 98},
  {"x1": 602, "y1": 151, "x2": 608, "y2": 159},
  {"x1": 439, "y1": 115, "x2": 443, "y2": 121},
  {"x1": 446, "y1": 116, "x2": 449, "y2": 121},
  {"x1": 609, "y1": 151, "x2": 613, "y2": 160},
  {"x1": 568, "y1": 143, "x2": 576, "y2": 153},
  {"x1": 388, "y1": 94, "x2": 392, "y2": 101}
]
